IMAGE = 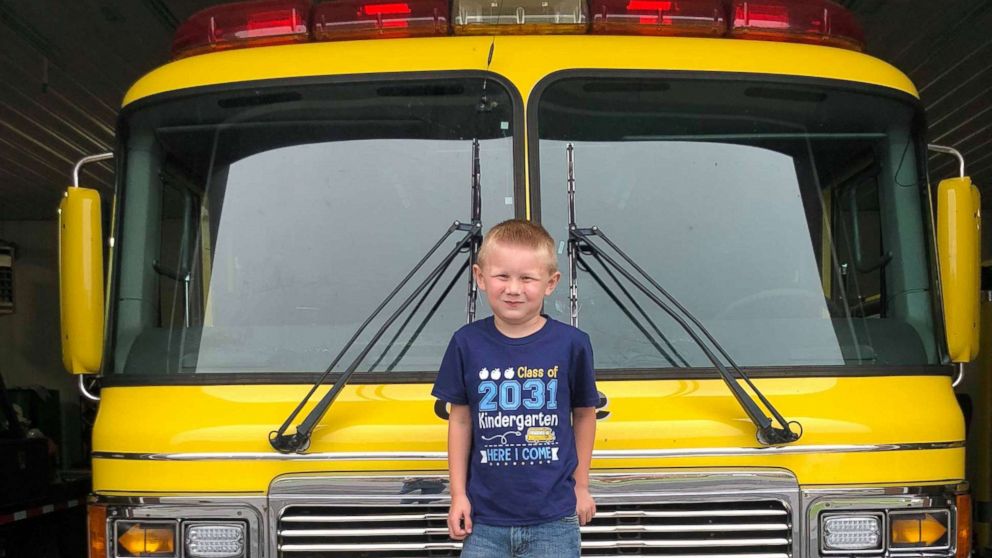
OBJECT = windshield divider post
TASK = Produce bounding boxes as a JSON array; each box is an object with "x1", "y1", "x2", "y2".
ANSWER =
[
  {"x1": 387, "y1": 259, "x2": 470, "y2": 373},
  {"x1": 577, "y1": 228, "x2": 799, "y2": 445},
  {"x1": 270, "y1": 227, "x2": 479, "y2": 454},
  {"x1": 269, "y1": 223, "x2": 464, "y2": 453},
  {"x1": 567, "y1": 143, "x2": 579, "y2": 327},
  {"x1": 575, "y1": 253, "x2": 679, "y2": 367},
  {"x1": 466, "y1": 139, "x2": 483, "y2": 324}
]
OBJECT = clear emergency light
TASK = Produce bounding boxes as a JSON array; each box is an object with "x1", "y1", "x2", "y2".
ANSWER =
[
  {"x1": 168, "y1": 0, "x2": 867, "y2": 58},
  {"x1": 590, "y1": 0, "x2": 726, "y2": 36},
  {"x1": 452, "y1": 0, "x2": 588, "y2": 35},
  {"x1": 313, "y1": 0, "x2": 449, "y2": 40}
]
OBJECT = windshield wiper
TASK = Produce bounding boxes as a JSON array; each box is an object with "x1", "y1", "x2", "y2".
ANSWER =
[
  {"x1": 269, "y1": 140, "x2": 484, "y2": 454},
  {"x1": 565, "y1": 144, "x2": 801, "y2": 445}
]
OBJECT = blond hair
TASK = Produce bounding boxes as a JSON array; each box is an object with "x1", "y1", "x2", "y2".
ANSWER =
[{"x1": 477, "y1": 219, "x2": 558, "y2": 272}]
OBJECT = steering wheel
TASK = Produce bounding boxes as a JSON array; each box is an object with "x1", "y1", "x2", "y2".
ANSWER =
[{"x1": 715, "y1": 288, "x2": 829, "y2": 320}]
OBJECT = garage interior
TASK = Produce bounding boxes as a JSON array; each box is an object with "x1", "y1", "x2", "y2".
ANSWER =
[{"x1": 0, "y1": 0, "x2": 990, "y2": 555}]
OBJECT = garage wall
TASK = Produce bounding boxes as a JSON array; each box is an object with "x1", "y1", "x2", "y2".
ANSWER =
[{"x1": 0, "y1": 219, "x2": 85, "y2": 468}]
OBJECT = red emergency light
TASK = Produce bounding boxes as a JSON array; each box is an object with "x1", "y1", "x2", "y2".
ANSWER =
[
  {"x1": 313, "y1": 0, "x2": 449, "y2": 40},
  {"x1": 590, "y1": 0, "x2": 726, "y2": 36},
  {"x1": 172, "y1": 0, "x2": 312, "y2": 58},
  {"x1": 729, "y1": 0, "x2": 865, "y2": 51}
]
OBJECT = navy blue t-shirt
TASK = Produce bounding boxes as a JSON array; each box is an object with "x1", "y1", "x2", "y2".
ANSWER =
[{"x1": 432, "y1": 316, "x2": 598, "y2": 526}]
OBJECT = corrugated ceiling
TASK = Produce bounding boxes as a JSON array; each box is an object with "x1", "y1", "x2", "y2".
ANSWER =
[{"x1": 0, "y1": 0, "x2": 989, "y2": 220}]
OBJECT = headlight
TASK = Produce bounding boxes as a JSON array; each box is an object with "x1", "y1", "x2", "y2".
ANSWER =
[
  {"x1": 186, "y1": 523, "x2": 246, "y2": 558},
  {"x1": 821, "y1": 514, "x2": 883, "y2": 552}
]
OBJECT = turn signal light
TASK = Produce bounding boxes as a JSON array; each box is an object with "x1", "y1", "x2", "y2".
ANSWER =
[
  {"x1": 590, "y1": 0, "x2": 725, "y2": 36},
  {"x1": 889, "y1": 510, "x2": 951, "y2": 549},
  {"x1": 88, "y1": 504, "x2": 108, "y2": 558},
  {"x1": 957, "y1": 494, "x2": 972, "y2": 558},
  {"x1": 116, "y1": 521, "x2": 178, "y2": 557},
  {"x1": 313, "y1": 0, "x2": 449, "y2": 40},
  {"x1": 729, "y1": 0, "x2": 865, "y2": 51},
  {"x1": 172, "y1": 0, "x2": 312, "y2": 58}
]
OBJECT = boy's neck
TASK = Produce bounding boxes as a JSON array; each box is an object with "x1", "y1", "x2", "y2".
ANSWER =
[{"x1": 493, "y1": 314, "x2": 547, "y2": 339}]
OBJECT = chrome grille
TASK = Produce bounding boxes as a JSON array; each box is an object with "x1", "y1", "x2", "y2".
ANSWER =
[
  {"x1": 270, "y1": 470, "x2": 798, "y2": 557},
  {"x1": 277, "y1": 500, "x2": 791, "y2": 557}
]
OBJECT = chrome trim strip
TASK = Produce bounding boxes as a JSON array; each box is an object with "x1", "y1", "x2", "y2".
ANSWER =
[
  {"x1": 279, "y1": 522, "x2": 791, "y2": 537},
  {"x1": 280, "y1": 538, "x2": 791, "y2": 552},
  {"x1": 92, "y1": 440, "x2": 964, "y2": 462},
  {"x1": 278, "y1": 508, "x2": 788, "y2": 522}
]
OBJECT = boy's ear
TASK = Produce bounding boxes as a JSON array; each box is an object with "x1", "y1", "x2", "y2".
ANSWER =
[
  {"x1": 473, "y1": 264, "x2": 486, "y2": 291},
  {"x1": 545, "y1": 270, "x2": 561, "y2": 295}
]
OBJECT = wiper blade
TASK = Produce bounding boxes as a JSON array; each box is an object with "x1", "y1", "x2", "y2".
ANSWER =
[
  {"x1": 564, "y1": 144, "x2": 801, "y2": 445},
  {"x1": 269, "y1": 140, "x2": 485, "y2": 454}
]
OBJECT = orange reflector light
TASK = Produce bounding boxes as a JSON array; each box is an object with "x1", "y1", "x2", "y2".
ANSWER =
[
  {"x1": 116, "y1": 521, "x2": 177, "y2": 557},
  {"x1": 313, "y1": 0, "x2": 449, "y2": 40},
  {"x1": 729, "y1": 0, "x2": 864, "y2": 51},
  {"x1": 957, "y1": 494, "x2": 972, "y2": 558},
  {"x1": 453, "y1": 0, "x2": 587, "y2": 35},
  {"x1": 590, "y1": 0, "x2": 725, "y2": 36},
  {"x1": 890, "y1": 511, "x2": 950, "y2": 549},
  {"x1": 88, "y1": 504, "x2": 107, "y2": 558},
  {"x1": 172, "y1": 0, "x2": 311, "y2": 59}
]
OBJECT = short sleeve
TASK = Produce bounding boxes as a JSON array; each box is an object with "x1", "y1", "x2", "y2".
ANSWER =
[
  {"x1": 432, "y1": 335, "x2": 468, "y2": 405},
  {"x1": 570, "y1": 333, "x2": 599, "y2": 408}
]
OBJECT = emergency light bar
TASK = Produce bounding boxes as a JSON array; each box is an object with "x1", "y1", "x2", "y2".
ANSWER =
[{"x1": 171, "y1": 0, "x2": 864, "y2": 58}]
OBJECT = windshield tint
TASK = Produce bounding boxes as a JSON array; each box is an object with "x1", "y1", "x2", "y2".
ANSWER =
[
  {"x1": 537, "y1": 76, "x2": 938, "y2": 370},
  {"x1": 112, "y1": 77, "x2": 517, "y2": 375}
]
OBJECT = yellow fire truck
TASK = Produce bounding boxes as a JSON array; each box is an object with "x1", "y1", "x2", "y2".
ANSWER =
[{"x1": 60, "y1": 0, "x2": 983, "y2": 556}]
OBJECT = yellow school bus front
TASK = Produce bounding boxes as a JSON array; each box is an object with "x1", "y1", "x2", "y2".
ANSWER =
[{"x1": 89, "y1": 35, "x2": 966, "y2": 558}]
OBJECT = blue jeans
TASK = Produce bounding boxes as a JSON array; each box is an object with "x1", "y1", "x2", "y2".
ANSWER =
[{"x1": 459, "y1": 514, "x2": 581, "y2": 558}]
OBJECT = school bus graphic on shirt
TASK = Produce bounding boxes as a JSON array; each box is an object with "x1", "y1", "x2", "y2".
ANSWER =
[
  {"x1": 476, "y1": 365, "x2": 562, "y2": 466},
  {"x1": 526, "y1": 427, "x2": 556, "y2": 444}
]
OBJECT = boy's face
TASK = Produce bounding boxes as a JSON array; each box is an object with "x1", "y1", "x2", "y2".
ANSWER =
[{"x1": 474, "y1": 241, "x2": 561, "y2": 328}]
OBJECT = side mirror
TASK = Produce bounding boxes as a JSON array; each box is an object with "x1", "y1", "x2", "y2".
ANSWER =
[
  {"x1": 59, "y1": 185, "x2": 106, "y2": 374},
  {"x1": 937, "y1": 175, "x2": 981, "y2": 363}
]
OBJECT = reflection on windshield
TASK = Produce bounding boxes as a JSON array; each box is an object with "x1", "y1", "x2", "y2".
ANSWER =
[
  {"x1": 113, "y1": 78, "x2": 515, "y2": 375},
  {"x1": 539, "y1": 77, "x2": 937, "y2": 369}
]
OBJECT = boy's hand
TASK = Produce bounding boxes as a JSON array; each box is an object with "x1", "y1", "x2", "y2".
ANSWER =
[
  {"x1": 575, "y1": 486, "x2": 596, "y2": 525},
  {"x1": 447, "y1": 494, "x2": 473, "y2": 540}
]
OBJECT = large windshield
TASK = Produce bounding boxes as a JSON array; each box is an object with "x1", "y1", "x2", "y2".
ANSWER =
[
  {"x1": 537, "y1": 76, "x2": 939, "y2": 370},
  {"x1": 112, "y1": 77, "x2": 517, "y2": 375}
]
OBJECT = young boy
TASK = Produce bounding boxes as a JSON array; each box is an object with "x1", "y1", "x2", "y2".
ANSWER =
[{"x1": 432, "y1": 219, "x2": 598, "y2": 557}]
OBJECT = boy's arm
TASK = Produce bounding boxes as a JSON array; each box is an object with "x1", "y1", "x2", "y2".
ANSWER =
[
  {"x1": 573, "y1": 406, "x2": 597, "y2": 525},
  {"x1": 447, "y1": 404, "x2": 473, "y2": 540}
]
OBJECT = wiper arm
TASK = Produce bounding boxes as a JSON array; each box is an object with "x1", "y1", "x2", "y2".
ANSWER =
[
  {"x1": 269, "y1": 140, "x2": 485, "y2": 454},
  {"x1": 575, "y1": 251, "x2": 688, "y2": 367},
  {"x1": 565, "y1": 144, "x2": 801, "y2": 445}
]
